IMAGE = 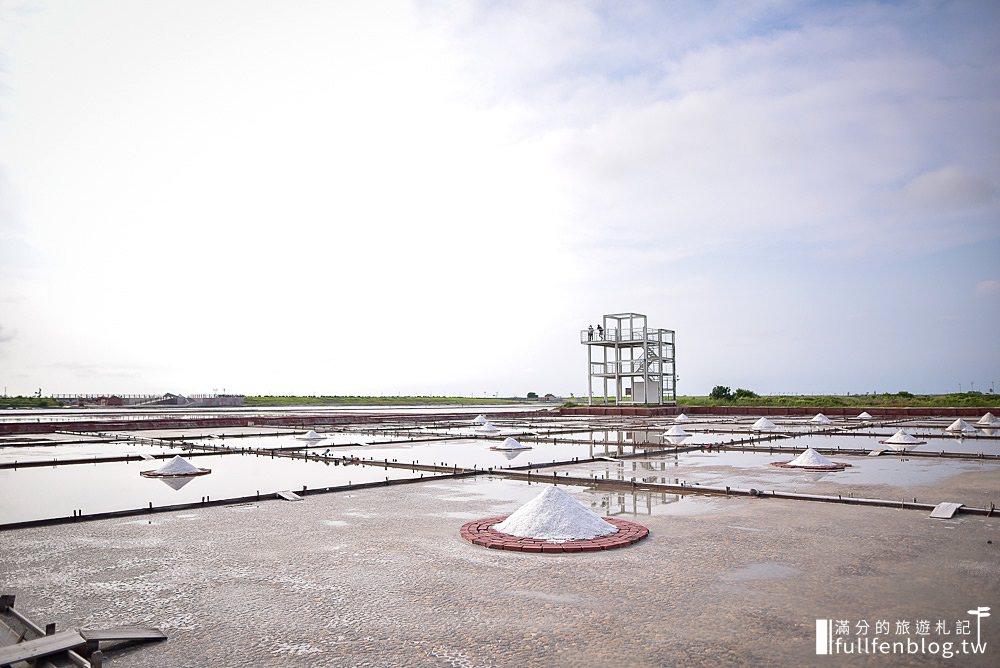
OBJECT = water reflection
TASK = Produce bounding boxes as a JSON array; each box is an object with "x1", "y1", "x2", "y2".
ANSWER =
[{"x1": 158, "y1": 476, "x2": 196, "y2": 491}]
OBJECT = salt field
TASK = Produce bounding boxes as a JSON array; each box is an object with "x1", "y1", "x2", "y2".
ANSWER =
[{"x1": 1, "y1": 405, "x2": 998, "y2": 666}]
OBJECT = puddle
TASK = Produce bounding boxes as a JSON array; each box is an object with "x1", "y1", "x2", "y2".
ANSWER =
[{"x1": 723, "y1": 562, "x2": 799, "y2": 581}]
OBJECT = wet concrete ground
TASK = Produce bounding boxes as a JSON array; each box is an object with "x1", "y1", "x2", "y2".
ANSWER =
[{"x1": 2, "y1": 475, "x2": 998, "y2": 667}]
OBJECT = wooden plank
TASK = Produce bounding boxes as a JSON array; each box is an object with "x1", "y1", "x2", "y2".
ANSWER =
[
  {"x1": 930, "y1": 502, "x2": 964, "y2": 519},
  {"x1": 276, "y1": 491, "x2": 302, "y2": 501},
  {"x1": 0, "y1": 629, "x2": 84, "y2": 664},
  {"x1": 80, "y1": 627, "x2": 166, "y2": 642}
]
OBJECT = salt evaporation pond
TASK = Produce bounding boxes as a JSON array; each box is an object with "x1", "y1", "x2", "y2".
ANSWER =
[
  {"x1": 777, "y1": 433, "x2": 1000, "y2": 455},
  {"x1": 581, "y1": 450, "x2": 1000, "y2": 490},
  {"x1": 310, "y1": 439, "x2": 597, "y2": 469},
  {"x1": 0, "y1": 454, "x2": 443, "y2": 525},
  {"x1": 183, "y1": 432, "x2": 407, "y2": 451},
  {"x1": 566, "y1": 430, "x2": 737, "y2": 447},
  {"x1": 0, "y1": 440, "x2": 183, "y2": 464}
]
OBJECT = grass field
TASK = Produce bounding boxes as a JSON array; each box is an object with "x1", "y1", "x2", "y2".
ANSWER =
[{"x1": 0, "y1": 396, "x2": 64, "y2": 409}]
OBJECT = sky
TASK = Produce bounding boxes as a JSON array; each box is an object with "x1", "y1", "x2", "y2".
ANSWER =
[{"x1": 0, "y1": 0, "x2": 998, "y2": 398}]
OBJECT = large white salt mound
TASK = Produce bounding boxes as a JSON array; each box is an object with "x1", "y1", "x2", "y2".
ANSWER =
[
  {"x1": 664, "y1": 425, "x2": 689, "y2": 437},
  {"x1": 477, "y1": 421, "x2": 500, "y2": 433},
  {"x1": 153, "y1": 455, "x2": 202, "y2": 475},
  {"x1": 674, "y1": 413, "x2": 689, "y2": 422},
  {"x1": 884, "y1": 429, "x2": 921, "y2": 444},
  {"x1": 786, "y1": 448, "x2": 836, "y2": 467},
  {"x1": 810, "y1": 413, "x2": 831, "y2": 424},
  {"x1": 977, "y1": 412, "x2": 996, "y2": 426},
  {"x1": 752, "y1": 417, "x2": 777, "y2": 430},
  {"x1": 494, "y1": 437, "x2": 530, "y2": 450},
  {"x1": 945, "y1": 419, "x2": 976, "y2": 433},
  {"x1": 472, "y1": 414, "x2": 488, "y2": 426},
  {"x1": 297, "y1": 430, "x2": 323, "y2": 440},
  {"x1": 856, "y1": 411, "x2": 873, "y2": 420},
  {"x1": 494, "y1": 486, "x2": 617, "y2": 542}
]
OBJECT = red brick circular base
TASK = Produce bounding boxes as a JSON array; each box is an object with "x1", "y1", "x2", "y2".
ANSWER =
[{"x1": 460, "y1": 516, "x2": 648, "y2": 553}]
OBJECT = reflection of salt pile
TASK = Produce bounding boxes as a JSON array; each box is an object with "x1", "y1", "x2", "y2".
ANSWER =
[
  {"x1": 945, "y1": 419, "x2": 977, "y2": 433},
  {"x1": 977, "y1": 412, "x2": 998, "y2": 426},
  {"x1": 666, "y1": 435, "x2": 690, "y2": 446},
  {"x1": 494, "y1": 486, "x2": 617, "y2": 542},
  {"x1": 810, "y1": 413, "x2": 831, "y2": 424},
  {"x1": 476, "y1": 421, "x2": 500, "y2": 433},
  {"x1": 674, "y1": 413, "x2": 689, "y2": 422},
  {"x1": 856, "y1": 411, "x2": 873, "y2": 420},
  {"x1": 472, "y1": 414, "x2": 488, "y2": 426},
  {"x1": 786, "y1": 448, "x2": 836, "y2": 467},
  {"x1": 159, "y1": 476, "x2": 196, "y2": 491},
  {"x1": 141, "y1": 455, "x2": 211, "y2": 478},
  {"x1": 880, "y1": 429, "x2": 926, "y2": 448},
  {"x1": 297, "y1": 430, "x2": 324, "y2": 441},
  {"x1": 664, "y1": 425, "x2": 689, "y2": 437},
  {"x1": 751, "y1": 417, "x2": 777, "y2": 431},
  {"x1": 491, "y1": 437, "x2": 532, "y2": 451}
]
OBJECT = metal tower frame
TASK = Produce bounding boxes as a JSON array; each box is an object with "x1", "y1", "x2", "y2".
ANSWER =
[{"x1": 580, "y1": 312, "x2": 676, "y2": 406}]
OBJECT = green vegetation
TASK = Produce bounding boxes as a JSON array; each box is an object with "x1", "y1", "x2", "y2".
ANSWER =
[
  {"x1": 676, "y1": 392, "x2": 998, "y2": 408},
  {"x1": 0, "y1": 395, "x2": 64, "y2": 409},
  {"x1": 709, "y1": 385, "x2": 732, "y2": 400},
  {"x1": 562, "y1": 391, "x2": 997, "y2": 408},
  {"x1": 245, "y1": 395, "x2": 526, "y2": 407}
]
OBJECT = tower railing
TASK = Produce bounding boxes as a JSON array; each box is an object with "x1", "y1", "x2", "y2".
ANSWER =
[{"x1": 581, "y1": 327, "x2": 670, "y2": 343}]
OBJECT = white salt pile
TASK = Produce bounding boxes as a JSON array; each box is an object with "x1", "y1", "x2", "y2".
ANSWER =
[
  {"x1": 856, "y1": 411, "x2": 873, "y2": 420},
  {"x1": 810, "y1": 413, "x2": 831, "y2": 424},
  {"x1": 752, "y1": 417, "x2": 777, "y2": 431},
  {"x1": 674, "y1": 413, "x2": 689, "y2": 422},
  {"x1": 664, "y1": 425, "x2": 689, "y2": 437},
  {"x1": 945, "y1": 419, "x2": 976, "y2": 433},
  {"x1": 494, "y1": 486, "x2": 617, "y2": 542},
  {"x1": 977, "y1": 412, "x2": 997, "y2": 426},
  {"x1": 477, "y1": 421, "x2": 500, "y2": 433},
  {"x1": 297, "y1": 430, "x2": 323, "y2": 440},
  {"x1": 153, "y1": 455, "x2": 202, "y2": 476},
  {"x1": 493, "y1": 437, "x2": 531, "y2": 450},
  {"x1": 472, "y1": 414, "x2": 488, "y2": 426},
  {"x1": 786, "y1": 448, "x2": 836, "y2": 468},
  {"x1": 883, "y1": 429, "x2": 921, "y2": 444}
]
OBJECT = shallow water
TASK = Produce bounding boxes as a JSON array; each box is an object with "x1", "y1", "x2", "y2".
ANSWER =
[
  {"x1": 310, "y1": 438, "x2": 597, "y2": 469},
  {"x1": 0, "y1": 454, "x2": 441, "y2": 524}
]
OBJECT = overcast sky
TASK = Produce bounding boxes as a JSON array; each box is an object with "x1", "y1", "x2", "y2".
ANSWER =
[{"x1": 1, "y1": 0, "x2": 998, "y2": 398}]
